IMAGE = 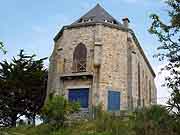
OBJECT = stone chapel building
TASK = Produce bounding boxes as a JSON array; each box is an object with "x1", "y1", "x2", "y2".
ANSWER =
[{"x1": 47, "y1": 4, "x2": 157, "y2": 112}]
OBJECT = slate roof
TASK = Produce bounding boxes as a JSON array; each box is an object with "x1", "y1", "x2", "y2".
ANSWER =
[
  {"x1": 71, "y1": 4, "x2": 123, "y2": 26},
  {"x1": 53, "y1": 4, "x2": 156, "y2": 77}
]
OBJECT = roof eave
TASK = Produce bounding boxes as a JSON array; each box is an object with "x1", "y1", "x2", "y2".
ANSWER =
[
  {"x1": 53, "y1": 26, "x2": 65, "y2": 42},
  {"x1": 129, "y1": 30, "x2": 156, "y2": 77},
  {"x1": 53, "y1": 23, "x2": 156, "y2": 77},
  {"x1": 54, "y1": 22, "x2": 126, "y2": 42}
]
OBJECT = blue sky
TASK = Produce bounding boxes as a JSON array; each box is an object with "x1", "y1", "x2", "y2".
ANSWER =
[{"x1": 0, "y1": 0, "x2": 170, "y2": 104}]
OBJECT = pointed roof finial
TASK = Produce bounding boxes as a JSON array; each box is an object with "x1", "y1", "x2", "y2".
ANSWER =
[{"x1": 96, "y1": 3, "x2": 101, "y2": 6}]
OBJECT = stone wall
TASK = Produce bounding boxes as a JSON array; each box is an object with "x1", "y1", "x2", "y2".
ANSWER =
[
  {"x1": 47, "y1": 26, "x2": 96, "y2": 95},
  {"x1": 129, "y1": 33, "x2": 157, "y2": 108},
  {"x1": 47, "y1": 23, "x2": 157, "y2": 111},
  {"x1": 98, "y1": 26, "x2": 129, "y2": 110}
]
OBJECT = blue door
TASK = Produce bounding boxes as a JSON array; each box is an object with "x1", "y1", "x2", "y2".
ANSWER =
[
  {"x1": 108, "y1": 91, "x2": 120, "y2": 111},
  {"x1": 68, "y1": 88, "x2": 89, "y2": 108}
]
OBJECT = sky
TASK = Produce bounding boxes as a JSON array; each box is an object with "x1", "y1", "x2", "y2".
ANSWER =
[{"x1": 0, "y1": 0, "x2": 171, "y2": 104}]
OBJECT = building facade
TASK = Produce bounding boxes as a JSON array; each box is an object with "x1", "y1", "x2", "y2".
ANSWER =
[{"x1": 47, "y1": 4, "x2": 157, "y2": 112}]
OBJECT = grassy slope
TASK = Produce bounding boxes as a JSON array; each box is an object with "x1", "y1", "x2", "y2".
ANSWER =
[
  {"x1": 1, "y1": 105, "x2": 179, "y2": 135},
  {"x1": 1, "y1": 122, "x2": 113, "y2": 135},
  {"x1": 1, "y1": 117, "x2": 134, "y2": 135}
]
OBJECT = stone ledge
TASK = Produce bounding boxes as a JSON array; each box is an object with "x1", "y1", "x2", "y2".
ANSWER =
[{"x1": 60, "y1": 72, "x2": 94, "y2": 80}]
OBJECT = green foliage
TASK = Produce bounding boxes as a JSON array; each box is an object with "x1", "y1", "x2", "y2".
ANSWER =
[
  {"x1": 41, "y1": 96, "x2": 80, "y2": 127},
  {"x1": 1, "y1": 105, "x2": 180, "y2": 135},
  {"x1": 1, "y1": 124, "x2": 54, "y2": 135},
  {"x1": 0, "y1": 50, "x2": 47, "y2": 127},
  {"x1": 149, "y1": 0, "x2": 180, "y2": 117},
  {"x1": 93, "y1": 106, "x2": 134, "y2": 135},
  {"x1": 0, "y1": 41, "x2": 6, "y2": 54},
  {"x1": 133, "y1": 105, "x2": 180, "y2": 135}
]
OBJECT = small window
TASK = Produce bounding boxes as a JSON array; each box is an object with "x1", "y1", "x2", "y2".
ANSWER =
[
  {"x1": 88, "y1": 19, "x2": 93, "y2": 22},
  {"x1": 113, "y1": 20, "x2": 118, "y2": 24},
  {"x1": 78, "y1": 19, "x2": 83, "y2": 23},
  {"x1": 104, "y1": 19, "x2": 108, "y2": 23},
  {"x1": 104, "y1": 19, "x2": 115, "y2": 24}
]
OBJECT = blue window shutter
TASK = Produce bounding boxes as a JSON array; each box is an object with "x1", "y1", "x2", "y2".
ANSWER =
[
  {"x1": 68, "y1": 88, "x2": 89, "y2": 108},
  {"x1": 108, "y1": 91, "x2": 120, "y2": 111}
]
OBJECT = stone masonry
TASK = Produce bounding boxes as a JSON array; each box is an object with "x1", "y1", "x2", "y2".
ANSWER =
[{"x1": 47, "y1": 4, "x2": 157, "y2": 112}]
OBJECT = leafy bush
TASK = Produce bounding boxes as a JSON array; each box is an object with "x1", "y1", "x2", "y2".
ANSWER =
[
  {"x1": 133, "y1": 105, "x2": 180, "y2": 135},
  {"x1": 2, "y1": 105, "x2": 180, "y2": 135},
  {"x1": 92, "y1": 104, "x2": 134, "y2": 135},
  {"x1": 40, "y1": 96, "x2": 80, "y2": 127}
]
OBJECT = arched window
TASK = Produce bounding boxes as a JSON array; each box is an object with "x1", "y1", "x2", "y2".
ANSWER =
[{"x1": 73, "y1": 43, "x2": 87, "y2": 72}]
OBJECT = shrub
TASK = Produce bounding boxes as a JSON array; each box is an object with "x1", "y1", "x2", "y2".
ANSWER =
[
  {"x1": 92, "y1": 104, "x2": 134, "y2": 135},
  {"x1": 40, "y1": 96, "x2": 80, "y2": 127},
  {"x1": 2, "y1": 104, "x2": 180, "y2": 135},
  {"x1": 133, "y1": 105, "x2": 180, "y2": 135}
]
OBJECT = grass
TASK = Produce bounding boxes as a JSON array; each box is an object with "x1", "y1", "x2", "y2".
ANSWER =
[
  {"x1": 0, "y1": 119, "x2": 133, "y2": 135},
  {"x1": 1, "y1": 105, "x2": 180, "y2": 135}
]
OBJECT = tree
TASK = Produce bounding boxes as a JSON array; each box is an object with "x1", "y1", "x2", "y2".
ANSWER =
[
  {"x1": 149, "y1": 0, "x2": 180, "y2": 117},
  {"x1": 0, "y1": 41, "x2": 7, "y2": 54},
  {"x1": 0, "y1": 50, "x2": 47, "y2": 127}
]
